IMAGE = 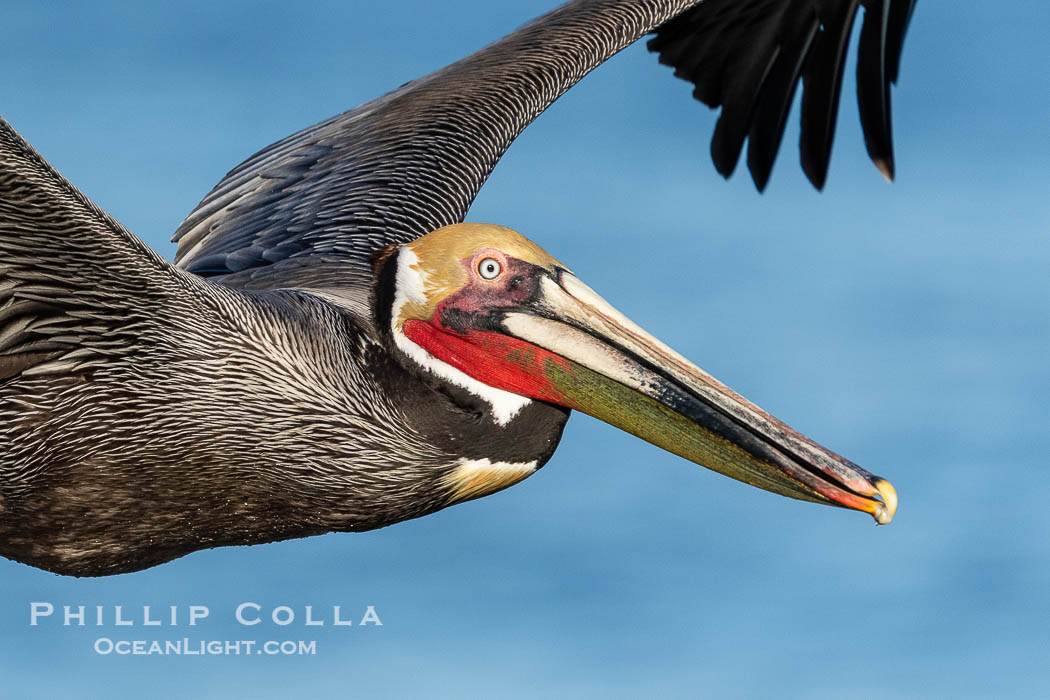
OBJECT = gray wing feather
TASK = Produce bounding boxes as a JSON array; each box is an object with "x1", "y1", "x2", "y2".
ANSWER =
[
  {"x1": 0, "y1": 117, "x2": 202, "y2": 381},
  {"x1": 172, "y1": 0, "x2": 701, "y2": 284},
  {"x1": 172, "y1": 0, "x2": 914, "y2": 287}
]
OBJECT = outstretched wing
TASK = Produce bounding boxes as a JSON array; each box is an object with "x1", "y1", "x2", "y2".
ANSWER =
[
  {"x1": 649, "y1": 0, "x2": 916, "y2": 190},
  {"x1": 0, "y1": 116, "x2": 196, "y2": 382},
  {"x1": 172, "y1": 0, "x2": 915, "y2": 288}
]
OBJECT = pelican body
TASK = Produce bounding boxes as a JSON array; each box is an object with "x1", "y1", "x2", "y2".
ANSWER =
[{"x1": 0, "y1": 0, "x2": 911, "y2": 576}]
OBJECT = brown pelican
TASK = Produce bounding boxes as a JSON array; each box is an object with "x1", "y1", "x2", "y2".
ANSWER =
[{"x1": 0, "y1": 0, "x2": 910, "y2": 576}]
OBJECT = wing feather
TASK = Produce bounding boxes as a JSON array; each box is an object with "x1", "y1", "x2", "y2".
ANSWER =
[
  {"x1": 0, "y1": 117, "x2": 186, "y2": 380},
  {"x1": 172, "y1": 0, "x2": 915, "y2": 288}
]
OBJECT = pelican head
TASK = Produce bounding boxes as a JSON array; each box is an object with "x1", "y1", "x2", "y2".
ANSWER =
[{"x1": 382, "y1": 223, "x2": 898, "y2": 524}]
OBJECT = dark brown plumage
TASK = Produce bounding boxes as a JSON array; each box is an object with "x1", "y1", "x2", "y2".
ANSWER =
[{"x1": 0, "y1": 0, "x2": 910, "y2": 576}]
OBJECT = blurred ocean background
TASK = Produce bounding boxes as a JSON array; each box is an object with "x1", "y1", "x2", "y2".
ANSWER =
[{"x1": 2, "y1": 1, "x2": 1048, "y2": 697}]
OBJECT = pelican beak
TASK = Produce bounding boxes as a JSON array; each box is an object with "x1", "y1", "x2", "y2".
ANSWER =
[{"x1": 498, "y1": 270, "x2": 897, "y2": 524}]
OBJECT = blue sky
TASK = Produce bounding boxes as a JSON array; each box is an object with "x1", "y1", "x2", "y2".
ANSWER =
[{"x1": 2, "y1": 2, "x2": 1049, "y2": 698}]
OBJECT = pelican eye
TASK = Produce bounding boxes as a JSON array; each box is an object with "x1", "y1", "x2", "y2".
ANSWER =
[{"x1": 478, "y1": 257, "x2": 502, "y2": 280}]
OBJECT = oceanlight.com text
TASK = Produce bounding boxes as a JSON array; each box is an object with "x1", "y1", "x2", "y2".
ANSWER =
[{"x1": 94, "y1": 638, "x2": 318, "y2": 656}]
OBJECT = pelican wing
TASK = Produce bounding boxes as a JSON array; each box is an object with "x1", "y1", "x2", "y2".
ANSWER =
[
  {"x1": 172, "y1": 0, "x2": 915, "y2": 287},
  {"x1": 0, "y1": 117, "x2": 200, "y2": 382}
]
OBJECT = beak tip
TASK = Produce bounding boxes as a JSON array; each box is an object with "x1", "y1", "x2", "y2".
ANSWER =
[{"x1": 871, "y1": 478, "x2": 898, "y2": 525}]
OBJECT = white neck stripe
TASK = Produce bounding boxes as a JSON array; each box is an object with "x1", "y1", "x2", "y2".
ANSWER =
[{"x1": 391, "y1": 248, "x2": 531, "y2": 427}]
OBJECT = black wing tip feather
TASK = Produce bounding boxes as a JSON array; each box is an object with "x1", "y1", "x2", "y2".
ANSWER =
[{"x1": 648, "y1": 0, "x2": 914, "y2": 192}]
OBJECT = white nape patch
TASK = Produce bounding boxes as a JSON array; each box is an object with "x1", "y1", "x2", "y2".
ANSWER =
[
  {"x1": 391, "y1": 248, "x2": 532, "y2": 427},
  {"x1": 392, "y1": 247, "x2": 428, "y2": 312}
]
